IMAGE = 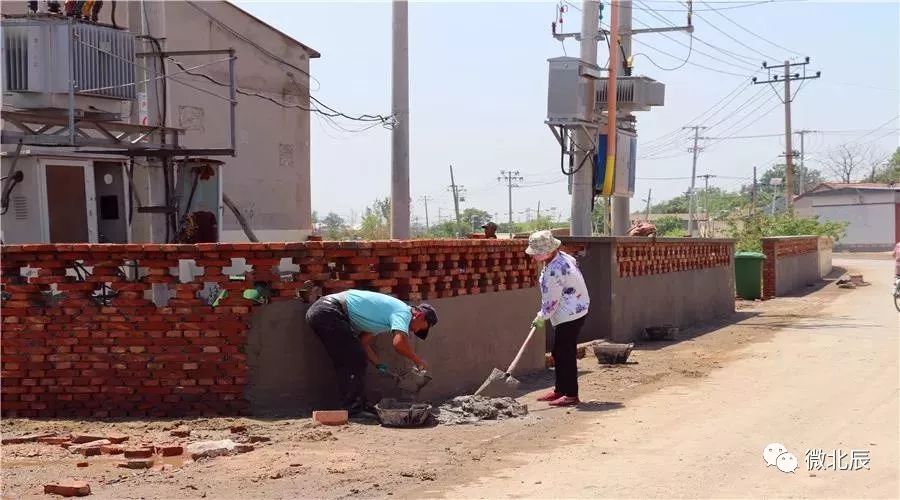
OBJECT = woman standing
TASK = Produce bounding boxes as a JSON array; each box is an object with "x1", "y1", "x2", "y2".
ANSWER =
[{"x1": 526, "y1": 230, "x2": 590, "y2": 407}]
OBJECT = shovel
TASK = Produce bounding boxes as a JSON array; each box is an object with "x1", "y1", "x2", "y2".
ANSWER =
[{"x1": 474, "y1": 326, "x2": 538, "y2": 398}]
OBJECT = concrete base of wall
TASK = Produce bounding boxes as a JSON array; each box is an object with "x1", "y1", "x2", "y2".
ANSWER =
[
  {"x1": 833, "y1": 243, "x2": 895, "y2": 252},
  {"x1": 611, "y1": 267, "x2": 735, "y2": 343},
  {"x1": 244, "y1": 289, "x2": 545, "y2": 414}
]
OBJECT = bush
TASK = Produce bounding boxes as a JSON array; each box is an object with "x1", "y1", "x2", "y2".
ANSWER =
[{"x1": 727, "y1": 213, "x2": 847, "y2": 252}]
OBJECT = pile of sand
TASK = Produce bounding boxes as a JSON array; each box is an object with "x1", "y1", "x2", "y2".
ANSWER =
[{"x1": 433, "y1": 396, "x2": 528, "y2": 425}]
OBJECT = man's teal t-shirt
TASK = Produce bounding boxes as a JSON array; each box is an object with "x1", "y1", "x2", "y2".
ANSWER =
[{"x1": 342, "y1": 290, "x2": 411, "y2": 336}]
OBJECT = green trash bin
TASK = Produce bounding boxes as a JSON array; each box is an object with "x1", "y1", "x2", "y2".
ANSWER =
[{"x1": 734, "y1": 251, "x2": 766, "y2": 300}]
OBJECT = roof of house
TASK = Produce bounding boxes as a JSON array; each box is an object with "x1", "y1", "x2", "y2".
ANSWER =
[
  {"x1": 225, "y1": 1, "x2": 321, "y2": 58},
  {"x1": 794, "y1": 182, "x2": 899, "y2": 201}
]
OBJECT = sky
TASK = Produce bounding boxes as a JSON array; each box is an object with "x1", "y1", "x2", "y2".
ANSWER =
[{"x1": 235, "y1": 0, "x2": 900, "y2": 225}]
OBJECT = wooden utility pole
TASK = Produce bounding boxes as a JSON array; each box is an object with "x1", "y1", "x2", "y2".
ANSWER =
[{"x1": 752, "y1": 58, "x2": 820, "y2": 212}]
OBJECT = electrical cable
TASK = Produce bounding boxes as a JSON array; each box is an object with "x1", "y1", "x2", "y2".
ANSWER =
[{"x1": 698, "y1": 0, "x2": 805, "y2": 57}]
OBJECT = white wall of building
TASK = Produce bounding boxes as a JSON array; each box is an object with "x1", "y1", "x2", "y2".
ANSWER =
[
  {"x1": 795, "y1": 188, "x2": 899, "y2": 249},
  {"x1": 160, "y1": 1, "x2": 314, "y2": 241}
]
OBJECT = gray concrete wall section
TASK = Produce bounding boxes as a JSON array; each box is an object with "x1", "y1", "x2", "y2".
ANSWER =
[
  {"x1": 245, "y1": 289, "x2": 544, "y2": 414},
  {"x1": 818, "y1": 237, "x2": 833, "y2": 278},
  {"x1": 775, "y1": 253, "x2": 820, "y2": 296},
  {"x1": 552, "y1": 240, "x2": 614, "y2": 348},
  {"x1": 610, "y1": 266, "x2": 735, "y2": 343}
]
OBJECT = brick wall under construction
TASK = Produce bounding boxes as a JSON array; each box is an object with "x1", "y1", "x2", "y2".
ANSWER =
[{"x1": 0, "y1": 240, "x2": 536, "y2": 418}]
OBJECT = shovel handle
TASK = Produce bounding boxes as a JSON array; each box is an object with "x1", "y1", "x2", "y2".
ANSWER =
[{"x1": 505, "y1": 326, "x2": 538, "y2": 375}]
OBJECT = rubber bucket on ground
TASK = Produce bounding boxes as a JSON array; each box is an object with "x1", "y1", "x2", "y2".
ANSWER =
[{"x1": 734, "y1": 251, "x2": 766, "y2": 300}]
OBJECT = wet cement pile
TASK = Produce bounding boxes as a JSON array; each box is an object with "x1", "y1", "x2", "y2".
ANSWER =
[{"x1": 433, "y1": 396, "x2": 528, "y2": 425}]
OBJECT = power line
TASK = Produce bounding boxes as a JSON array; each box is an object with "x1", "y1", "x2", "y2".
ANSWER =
[
  {"x1": 692, "y1": 10, "x2": 780, "y2": 62},
  {"x1": 698, "y1": 0, "x2": 805, "y2": 57}
]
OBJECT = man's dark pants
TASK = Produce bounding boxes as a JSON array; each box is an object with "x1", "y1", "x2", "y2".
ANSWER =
[{"x1": 305, "y1": 297, "x2": 367, "y2": 411}]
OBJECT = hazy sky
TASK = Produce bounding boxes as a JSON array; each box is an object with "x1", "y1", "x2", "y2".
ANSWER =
[{"x1": 235, "y1": 0, "x2": 900, "y2": 225}]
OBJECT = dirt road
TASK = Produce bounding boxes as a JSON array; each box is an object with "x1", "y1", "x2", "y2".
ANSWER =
[
  {"x1": 409, "y1": 257, "x2": 899, "y2": 499},
  {"x1": 3, "y1": 257, "x2": 896, "y2": 499}
]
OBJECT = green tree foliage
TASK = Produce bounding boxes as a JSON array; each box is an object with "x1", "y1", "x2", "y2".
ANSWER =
[
  {"x1": 727, "y1": 213, "x2": 847, "y2": 252},
  {"x1": 750, "y1": 163, "x2": 825, "y2": 195},
  {"x1": 358, "y1": 198, "x2": 391, "y2": 240},
  {"x1": 321, "y1": 212, "x2": 348, "y2": 240},
  {"x1": 654, "y1": 215, "x2": 687, "y2": 237},
  {"x1": 868, "y1": 147, "x2": 899, "y2": 184}
]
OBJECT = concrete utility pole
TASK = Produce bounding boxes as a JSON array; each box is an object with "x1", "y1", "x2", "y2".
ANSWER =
[
  {"x1": 570, "y1": 0, "x2": 602, "y2": 237},
  {"x1": 781, "y1": 61, "x2": 794, "y2": 212},
  {"x1": 390, "y1": 0, "x2": 410, "y2": 239},
  {"x1": 794, "y1": 129, "x2": 816, "y2": 194},
  {"x1": 448, "y1": 164, "x2": 463, "y2": 234},
  {"x1": 612, "y1": 0, "x2": 632, "y2": 236},
  {"x1": 643, "y1": 188, "x2": 652, "y2": 220},
  {"x1": 419, "y1": 195, "x2": 432, "y2": 231},
  {"x1": 751, "y1": 166, "x2": 758, "y2": 215},
  {"x1": 684, "y1": 125, "x2": 705, "y2": 237},
  {"x1": 698, "y1": 173, "x2": 716, "y2": 236},
  {"x1": 498, "y1": 170, "x2": 524, "y2": 230},
  {"x1": 752, "y1": 58, "x2": 820, "y2": 213}
]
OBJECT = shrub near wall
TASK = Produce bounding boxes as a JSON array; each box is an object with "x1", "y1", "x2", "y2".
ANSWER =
[{"x1": 0, "y1": 240, "x2": 534, "y2": 418}]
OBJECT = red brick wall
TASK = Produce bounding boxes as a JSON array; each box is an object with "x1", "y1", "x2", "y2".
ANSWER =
[
  {"x1": 761, "y1": 236, "x2": 819, "y2": 299},
  {"x1": 615, "y1": 241, "x2": 732, "y2": 278},
  {"x1": 0, "y1": 240, "x2": 534, "y2": 418}
]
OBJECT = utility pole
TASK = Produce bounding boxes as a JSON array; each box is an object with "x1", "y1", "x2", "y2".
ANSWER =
[
  {"x1": 612, "y1": 0, "x2": 632, "y2": 236},
  {"x1": 570, "y1": 0, "x2": 602, "y2": 237},
  {"x1": 419, "y1": 195, "x2": 432, "y2": 231},
  {"x1": 642, "y1": 188, "x2": 652, "y2": 220},
  {"x1": 794, "y1": 129, "x2": 816, "y2": 194},
  {"x1": 684, "y1": 125, "x2": 705, "y2": 237},
  {"x1": 448, "y1": 164, "x2": 464, "y2": 235},
  {"x1": 498, "y1": 170, "x2": 524, "y2": 229},
  {"x1": 698, "y1": 174, "x2": 717, "y2": 236},
  {"x1": 537, "y1": 200, "x2": 541, "y2": 220},
  {"x1": 390, "y1": 0, "x2": 410, "y2": 239},
  {"x1": 751, "y1": 166, "x2": 758, "y2": 215},
  {"x1": 752, "y1": 58, "x2": 820, "y2": 212}
]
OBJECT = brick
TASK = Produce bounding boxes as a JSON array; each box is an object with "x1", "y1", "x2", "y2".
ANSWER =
[
  {"x1": 119, "y1": 458, "x2": 155, "y2": 469},
  {"x1": 100, "y1": 444, "x2": 125, "y2": 455},
  {"x1": 312, "y1": 409, "x2": 348, "y2": 426},
  {"x1": 106, "y1": 433, "x2": 129, "y2": 444},
  {"x1": 156, "y1": 444, "x2": 184, "y2": 456},
  {"x1": 71, "y1": 433, "x2": 107, "y2": 444},
  {"x1": 44, "y1": 481, "x2": 91, "y2": 497},
  {"x1": 123, "y1": 447, "x2": 154, "y2": 459}
]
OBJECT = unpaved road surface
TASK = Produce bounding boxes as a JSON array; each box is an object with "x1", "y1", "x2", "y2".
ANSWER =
[
  {"x1": 409, "y1": 257, "x2": 899, "y2": 499},
  {"x1": 2, "y1": 257, "x2": 897, "y2": 499}
]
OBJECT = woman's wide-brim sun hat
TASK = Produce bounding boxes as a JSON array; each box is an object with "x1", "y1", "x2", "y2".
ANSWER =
[{"x1": 525, "y1": 230, "x2": 562, "y2": 256}]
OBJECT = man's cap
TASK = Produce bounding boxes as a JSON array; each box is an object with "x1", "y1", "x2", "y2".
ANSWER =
[
  {"x1": 481, "y1": 222, "x2": 498, "y2": 229},
  {"x1": 415, "y1": 303, "x2": 438, "y2": 340}
]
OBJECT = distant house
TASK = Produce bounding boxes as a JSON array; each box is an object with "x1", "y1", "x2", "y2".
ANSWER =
[{"x1": 794, "y1": 183, "x2": 900, "y2": 251}]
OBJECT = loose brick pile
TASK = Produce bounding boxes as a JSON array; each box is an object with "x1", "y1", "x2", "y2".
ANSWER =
[
  {"x1": 761, "y1": 236, "x2": 819, "y2": 299},
  {"x1": 0, "y1": 240, "x2": 534, "y2": 418},
  {"x1": 616, "y1": 241, "x2": 732, "y2": 278}
]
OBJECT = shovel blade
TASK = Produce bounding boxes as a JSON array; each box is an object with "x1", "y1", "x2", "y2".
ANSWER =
[{"x1": 474, "y1": 367, "x2": 521, "y2": 398}]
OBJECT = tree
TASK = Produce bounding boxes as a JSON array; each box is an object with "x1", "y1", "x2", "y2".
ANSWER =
[
  {"x1": 321, "y1": 212, "x2": 347, "y2": 240},
  {"x1": 460, "y1": 208, "x2": 492, "y2": 232},
  {"x1": 867, "y1": 147, "x2": 899, "y2": 184},
  {"x1": 823, "y1": 144, "x2": 878, "y2": 183},
  {"x1": 654, "y1": 215, "x2": 687, "y2": 237},
  {"x1": 752, "y1": 163, "x2": 825, "y2": 195},
  {"x1": 357, "y1": 198, "x2": 390, "y2": 240},
  {"x1": 727, "y1": 213, "x2": 847, "y2": 252}
]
